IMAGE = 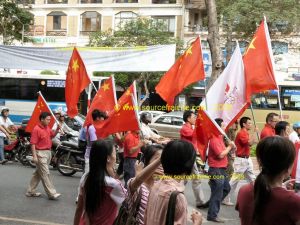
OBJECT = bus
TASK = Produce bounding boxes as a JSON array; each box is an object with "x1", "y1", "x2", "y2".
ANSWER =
[
  {"x1": 243, "y1": 80, "x2": 300, "y2": 129},
  {"x1": 0, "y1": 72, "x2": 107, "y2": 124}
]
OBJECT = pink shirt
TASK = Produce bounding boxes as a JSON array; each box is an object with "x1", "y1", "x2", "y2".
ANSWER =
[
  {"x1": 30, "y1": 123, "x2": 56, "y2": 150},
  {"x1": 145, "y1": 179, "x2": 187, "y2": 225},
  {"x1": 236, "y1": 183, "x2": 300, "y2": 225}
]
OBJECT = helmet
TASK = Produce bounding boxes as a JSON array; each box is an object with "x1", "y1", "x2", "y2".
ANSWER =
[
  {"x1": 293, "y1": 122, "x2": 300, "y2": 130},
  {"x1": 140, "y1": 112, "x2": 152, "y2": 124}
]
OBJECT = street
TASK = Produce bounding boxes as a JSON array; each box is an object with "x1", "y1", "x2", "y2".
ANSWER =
[{"x1": 0, "y1": 163, "x2": 242, "y2": 225}]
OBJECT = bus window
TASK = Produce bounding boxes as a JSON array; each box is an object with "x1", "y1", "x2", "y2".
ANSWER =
[
  {"x1": 281, "y1": 87, "x2": 300, "y2": 110},
  {"x1": 251, "y1": 91, "x2": 278, "y2": 109}
]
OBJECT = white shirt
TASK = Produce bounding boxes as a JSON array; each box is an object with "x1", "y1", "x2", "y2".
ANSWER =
[
  {"x1": 141, "y1": 122, "x2": 160, "y2": 140},
  {"x1": 0, "y1": 116, "x2": 13, "y2": 137},
  {"x1": 289, "y1": 131, "x2": 300, "y2": 144}
]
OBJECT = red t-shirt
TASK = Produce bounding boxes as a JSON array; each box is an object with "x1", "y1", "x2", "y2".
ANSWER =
[
  {"x1": 180, "y1": 123, "x2": 197, "y2": 151},
  {"x1": 235, "y1": 128, "x2": 250, "y2": 157},
  {"x1": 208, "y1": 135, "x2": 228, "y2": 168},
  {"x1": 30, "y1": 123, "x2": 55, "y2": 150},
  {"x1": 123, "y1": 132, "x2": 140, "y2": 158},
  {"x1": 236, "y1": 183, "x2": 300, "y2": 225},
  {"x1": 260, "y1": 124, "x2": 275, "y2": 140}
]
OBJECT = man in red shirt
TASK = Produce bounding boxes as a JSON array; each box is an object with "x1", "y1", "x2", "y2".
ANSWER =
[
  {"x1": 123, "y1": 130, "x2": 146, "y2": 188},
  {"x1": 260, "y1": 112, "x2": 279, "y2": 139},
  {"x1": 207, "y1": 118, "x2": 235, "y2": 223},
  {"x1": 180, "y1": 110, "x2": 206, "y2": 208},
  {"x1": 26, "y1": 112, "x2": 61, "y2": 200},
  {"x1": 225, "y1": 116, "x2": 258, "y2": 204}
]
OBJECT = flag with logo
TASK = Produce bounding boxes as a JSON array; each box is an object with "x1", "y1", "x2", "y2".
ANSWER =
[
  {"x1": 94, "y1": 94, "x2": 140, "y2": 138},
  {"x1": 25, "y1": 93, "x2": 55, "y2": 132},
  {"x1": 65, "y1": 47, "x2": 91, "y2": 118},
  {"x1": 155, "y1": 37, "x2": 205, "y2": 106},
  {"x1": 243, "y1": 18, "x2": 278, "y2": 101},
  {"x1": 292, "y1": 142, "x2": 300, "y2": 183},
  {"x1": 84, "y1": 76, "x2": 117, "y2": 126},
  {"x1": 194, "y1": 108, "x2": 224, "y2": 161},
  {"x1": 201, "y1": 43, "x2": 248, "y2": 129}
]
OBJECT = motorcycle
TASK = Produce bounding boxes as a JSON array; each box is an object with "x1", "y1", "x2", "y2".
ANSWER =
[{"x1": 56, "y1": 134, "x2": 85, "y2": 176}]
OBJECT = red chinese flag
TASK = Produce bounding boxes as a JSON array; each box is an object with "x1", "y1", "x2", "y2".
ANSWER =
[
  {"x1": 117, "y1": 83, "x2": 135, "y2": 107},
  {"x1": 194, "y1": 108, "x2": 223, "y2": 161},
  {"x1": 94, "y1": 94, "x2": 140, "y2": 138},
  {"x1": 65, "y1": 47, "x2": 91, "y2": 118},
  {"x1": 243, "y1": 19, "x2": 278, "y2": 101},
  {"x1": 25, "y1": 95, "x2": 55, "y2": 133},
  {"x1": 291, "y1": 142, "x2": 300, "y2": 181},
  {"x1": 84, "y1": 76, "x2": 116, "y2": 126},
  {"x1": 155, "y1": 37, "x2": 205, "y2": 106}
]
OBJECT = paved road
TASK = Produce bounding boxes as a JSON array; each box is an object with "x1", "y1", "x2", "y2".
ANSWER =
[{"x1": 0, "y1": 163, "x2": 243, "y2": 225}]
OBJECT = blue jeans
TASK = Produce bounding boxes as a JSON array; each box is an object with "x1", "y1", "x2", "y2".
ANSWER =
[
  {"x1": 207, "y1": 167, "x2": 231, "y2": 220},
  {"x1": 0, "y1": 136, "x2": 5, "y2": 161},
  {"x1": 123, "y1": 158, "x2": 136, "y2": 188}
]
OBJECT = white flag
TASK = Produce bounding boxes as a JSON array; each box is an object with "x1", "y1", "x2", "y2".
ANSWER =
[{"x1": 201, "y1": 43, "x2": 248, "y2": 129}]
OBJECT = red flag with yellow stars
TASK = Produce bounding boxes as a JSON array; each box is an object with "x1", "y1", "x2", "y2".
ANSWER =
[
  {"x1": 117, "y1": 82, "x2": 136, "y2": 107},
  {"x1": 94, "y1": 94, "x2": 140, "y2": 138},
  {"x1": 84, "y1": 76, "x2": 117, "y2": 126},
  {"x1": 65, "y1": 47, "x2": 91, "y2": 118},
  {"x1": 25, "y1": 94, "x2": 55, "y2": 133},
  {"x1": 155, "y1": 37, "x2": 205, "y2": 106},
  {"x1": 243, "y1": 19, "x2": 278, "y2": 101},
  {"x1": 194, "y1": 108, "x2": 223, "y2": 161}
]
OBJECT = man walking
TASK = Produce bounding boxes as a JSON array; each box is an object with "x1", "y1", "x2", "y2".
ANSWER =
[
  {"x1": 26, "y1": 112, "x2": 61, "y2": 200},
  {"x1": 260, "y1": 112, "x2": 279, "y2": 139}
]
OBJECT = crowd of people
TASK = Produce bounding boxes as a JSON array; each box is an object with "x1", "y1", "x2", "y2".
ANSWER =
[{"x1": 1, "y1": 106, "x2": 300, "y2": 224}]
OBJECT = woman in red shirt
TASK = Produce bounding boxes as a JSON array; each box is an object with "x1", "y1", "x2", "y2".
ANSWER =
[{"x1": 236, "y1": 136, "x2": 300, "y2": 225}]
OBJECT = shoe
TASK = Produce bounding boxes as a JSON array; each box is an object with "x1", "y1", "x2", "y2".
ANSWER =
[
  {"x1": 49, "y1": 193, "x2": 61, "y2": 200},
  {"x1": 196, "y1": 201, "x2": 209, "y2": 209},
  {"x1": 1, "y1": 159, "x2": 8, "y2": 165},
  {"x1": 222, "y1": 200, "x2": 234, "y2": 206},
  {"x1": 207, "y1": 217, "x2": 225, "y2": 223},
  {"x1": 26, "y1": 192, "x2": 42, "y2": 197}
]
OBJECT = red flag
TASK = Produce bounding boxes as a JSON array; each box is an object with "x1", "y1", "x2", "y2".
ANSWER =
[
  {"x1": 194, "y1": 108, "x2": 223, "y2": 161},
  {"x1": 94, "y1": 94, "x2": 140, "y2": 138},
  {"x1": 65, "y1": 47, "x2": 91, "y2": 118},
  {"x1": 243, "y1": 19, "x2": 278, "y2": 101},
  {"x1": 25, "y1": 95, "x2": 55, "y2": 133},
  {"x1": 291, "y1": 142, "x2": 300, "y2": 182},
  {"x1": 155, "y1": 37, "x2": 205, "y2": 106},
  {"x1": 117, "y1": 82, "x2": 135, "y2": 107},
  {"x1": 84, "y1": 76, "x2": 117, "y2": 126}
]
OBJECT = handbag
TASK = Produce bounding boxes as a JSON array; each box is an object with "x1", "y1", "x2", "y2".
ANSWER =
[
  {"x1": 113, "y1": 188, "x2": 142, "y2": 225},
  {"x1": 165, "y1": 191, "x2": 183, "y2": 225}
]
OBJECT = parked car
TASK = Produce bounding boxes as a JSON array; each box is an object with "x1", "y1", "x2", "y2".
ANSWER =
[
  {"x1": 149, "y1": 111, "x2": 184, "y2": 139},
  {"x1": 138, "y1": 110, "x2": 166, "y2": 122}
]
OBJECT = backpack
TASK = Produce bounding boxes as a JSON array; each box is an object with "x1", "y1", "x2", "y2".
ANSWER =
[{"x1": 113, "y1": 188, "x2": 142, "y2": 225}]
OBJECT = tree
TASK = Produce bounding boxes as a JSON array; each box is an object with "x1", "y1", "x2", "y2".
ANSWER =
[
  {"x1": 89, "y1": 17, "x2": 183, "y2": 106},
  {"x1": 0, "y1": 0, "x2": 33, "y2": 45}
]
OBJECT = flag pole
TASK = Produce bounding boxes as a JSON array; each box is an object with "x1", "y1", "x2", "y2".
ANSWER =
[
  {"x1": 131, "y1": 94, "x2": 144, "y2": 139},
  {"x1": 250, "y1": 103, "x2": 260, "y2": 140},
  {"x1": 111, "y1": 74, "x2": 118, "y2": 106}
]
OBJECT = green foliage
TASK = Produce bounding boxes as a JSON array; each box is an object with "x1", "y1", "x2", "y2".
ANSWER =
[
  {"x1": 40, "y1": 70, "x2": 59, "y2": 75},
  {"x1": 0, "y1": 0, "x2": 33, "y2": 44},
  {"x1": 250, "y1": 144, "x2": 257, "y2": 157}
]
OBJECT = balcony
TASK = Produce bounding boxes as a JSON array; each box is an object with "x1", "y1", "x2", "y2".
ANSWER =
[
  {"x1": 46, "y1": 30, "x2": 67, "y2": 36},
  {"x1": 185, "y1": 0, "x2": 205, "y2": 10},
  {"x1": 26, "y1": 25, "x2": 45, "y2": 36}
]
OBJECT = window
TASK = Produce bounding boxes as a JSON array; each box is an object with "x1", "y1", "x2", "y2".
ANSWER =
[
  {"x1": 281, "y1": 87, "x2": 300, "y2": 110},
  {"x1": 115, "y1": 0, "x2": 138, "y2": 3},
  {"x1": 152, "y1": 0, "x2": 176, "y2": 3},
  {"x1": 172, "y1": 117, "x2": 183, "y2": 126},
  {"x1": 80, "y1": 0, "x2": 102, "y2": 3},
  {"x1": 155, "y1": 116, "x2": 172, "y2": 125},
  {"x1": 53, "y1": 16, "x2": 61, "y2": 30},
  {"x1": 114, "y1": 11, "x2": 137, "y2": 30},
  {"x1": 47, "y1": 0, "x2": 68, "y2": 4},
  {"x1": 47, "y1": 11, "x2": 67, "y2": 36},
  {"x1": 152, "y1": 16, "x2": 175, "y2": 33},
  {"x1": 251, "y1": 91, "x2": 279, "y2": 109},
  {"x1": 81, "y1": 12, "x2": 101, "y2": 35}
]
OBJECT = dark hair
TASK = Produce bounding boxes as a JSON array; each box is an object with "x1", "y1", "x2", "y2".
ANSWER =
[
  {"x1": 91, "y1": 109, "x2": 107, "y2": 121},
  {"x1": 142, "y1": 144, "x2": 163, "y2": 167},
  {"x1": 183, "y1": 110, "x2": 194, "y2": 122},
  {"x1": 253, "y1": 136, "x2": 295, "y2": 224},
  {"x1": 161, "y1": 140, "x2": 196, "y2": 175},
  {"x1": 39, "y1": 112, "x2": 51, "y2": 121},
  {"x1": 275, "y1": 121, "x2": 289, "y2": 136},
  {"x1": 239, "y1": 116, "x2": 251, "y2": 129},
  {"x1": 215, "y1": 118, "x2": 223, "y2": 127},
  {"x1": 266, "y1": 112, "x2": 279, "y2": 123},
  {"x1": 140, "y1": 112, "x2": 152, "y2": 124},
  {"x1": 84, "y1": 140, "x2": 114, "y2": 217}
]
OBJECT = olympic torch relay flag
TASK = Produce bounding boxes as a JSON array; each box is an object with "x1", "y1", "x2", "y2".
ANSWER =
[
  {"x1": 84, "y1": 76, "x2": 117, "y2": 126},
  {"x1": 202, "y1": 43, "x2": 248, "y2": 129},
  {"x1": 25, "y1": 94, "x2": 55, "y2": 133},
  {"x1": 95, "y1": 94, "x2": 140, "y2": 138},
  {"x1": 155, "y1": 37, "x2": 205, "y2": 106},
  {"x1": 65, "y1": 47, "x2": 91, "y2": 118},
  {"x1": 243, "y1": 19, "x2": 278, "y2": 101},
  {"x1": 194, "y1": 108, "x2": 223, "y2": 161}
]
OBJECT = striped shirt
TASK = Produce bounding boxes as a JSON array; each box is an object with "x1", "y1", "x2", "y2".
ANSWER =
[{"x1": 128, "y1": 178, "x2": 150, "y2": 225}]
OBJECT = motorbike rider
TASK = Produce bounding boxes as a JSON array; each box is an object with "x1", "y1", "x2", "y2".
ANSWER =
[
  {"x1": 140, "y1": 112, "x2": 170, "y2": 145},
  {"x1": 0, "y1": 107, "x2": 14, "y2": 164},
  {"x1": 289, "y1": 122, "x2": 300, "y2": 144}
]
